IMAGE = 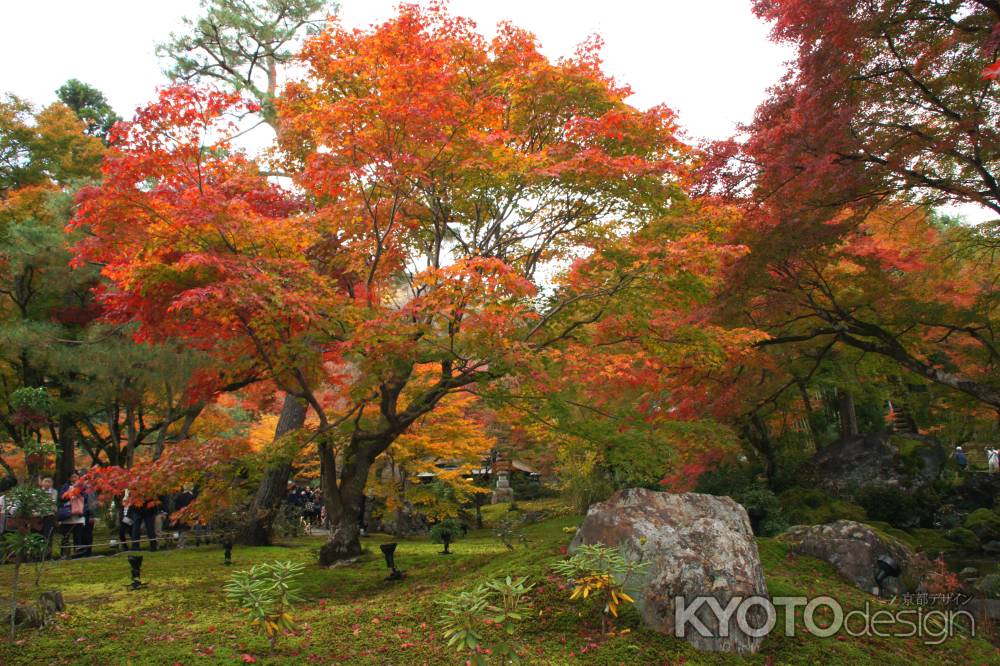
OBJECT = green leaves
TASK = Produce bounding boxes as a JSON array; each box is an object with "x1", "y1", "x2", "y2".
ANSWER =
[
  {"x1": 551, "y1": 543, "x2": 647, "y2": 631},
  {"x1": 3, "y1": 485, "x2": 55, "y2": 521},
  {"x1": 224, "y1": 560, "x2": 305, "y2": 646},
  {"x1": 437, "y1": 585, "x2": 489, "y2": 652},
  {"x1": 483, "y1": 575, "x2": 534, "y2": 626},
  {"x1": 436, "y1": 574, "x2": 534, "y2": 664},
  {"x1": 1, "y1": 530, "x2": 47, "y2": 560}
]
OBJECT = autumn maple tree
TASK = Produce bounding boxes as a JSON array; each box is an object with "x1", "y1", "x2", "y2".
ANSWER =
[
  {"x1": 717, "y1": 0, "x2": 1000, "y2": 218},
  {"x1": 701, "y1": 0, "x2": 1000, "y2": 440},
  {"x1": 71, "y1": 5, "x2": 755, "y2": 563}
]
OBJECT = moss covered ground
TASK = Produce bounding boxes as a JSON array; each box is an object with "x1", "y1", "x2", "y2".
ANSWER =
[{"x1": 1, "y1": 499, "x2": 997, "y2": 665}]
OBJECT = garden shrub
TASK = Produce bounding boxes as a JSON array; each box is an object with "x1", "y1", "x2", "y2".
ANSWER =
[
  {"x1": 855, "y1": 484, "x2": 919, "y2": 526},
  {"x1": 437, "y1": 575, "x2": 534, "y2": 665},
  {"x1": 430, "y1": 518, "x2": 464, "y2": 554},
  {"x1": 694, "y1": 461, "x2": 758, "y2": 498},
  {"x1": 551, "y1": 543, "x2": 647, "y2": 635},
  {"x1": 510, "y1": 473, "x2": 556, "y2": 501},
  {"x1": 735, "y1": 485, "x2": 787, "y2": 536},
  {"x1": 557, "y1": 449, "x2": 613, "y2": 514}
]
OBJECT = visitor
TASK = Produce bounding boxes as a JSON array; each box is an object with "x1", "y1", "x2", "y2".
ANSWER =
[
  {"x1": 0, "y1": 476, "x2": 17, "y2": 538},
  {"x1": 56, "y1": 472, "x2": 85, "y2": 559},
  {"x1": 953, "y1": 446, "x2": 968, "y2": 472},
  {"x1": 38, "y1": 477, "x2": 58, "y2": 557},
  {"x1": 117, "y1": 490, "x2": 134, "y2": 551},
  {"x1": 131, "y1": 499, "x2": 160, "y2": 551},
  {"x1": 77, "y1": 471, "x2": 99, "y2": 557},
  {"x1": 987, "y1": 447, "x2": 999, "y2": 474},
  {"x1": 172, "y1": 484, "x2": 196, "y2": 547},
  {"x1": 310, "y1": 490, "x2": 323, "y2": 526},
  {"x1": 303, "y1": 488, "x2": 318, "y2": 525}
]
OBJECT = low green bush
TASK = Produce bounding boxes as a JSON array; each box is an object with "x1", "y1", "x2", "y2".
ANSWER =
[
  {"x1": 437, "y1": 574, "x2": 534, "y2": 665},
  {"x1": 223, "y1": 560, "x2": 305, "y2": 648},
  {"x1": 735, "y1": 485, "x2": 787, "y2": 536},
  {"x1": 855, "y1": 484, "x2": 919, "y2": 526},
  {"x1": 430, "y1": 518, "x2": 465, "y2": 554}
]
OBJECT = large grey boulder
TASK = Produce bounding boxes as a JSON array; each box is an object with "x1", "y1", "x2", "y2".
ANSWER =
[
  {"x1": 809, "y1": 434, "x2": 944, "y2": 499},
  {"x1": 779, "y1": 520, "x2": 913, "y2": 595},
  {"x1": 570, "y1": 488, "x2": 769, "y2": 655}
]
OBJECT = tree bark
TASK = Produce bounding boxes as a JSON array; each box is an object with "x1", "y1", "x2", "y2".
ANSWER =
[
  {"x1": 837, "y1": 390, "x2": 859, "y2": 439},
  {"x1": 317, "y1": 435, "x2": 383, "y2": 565},
  {"x1": 239, "y1": 394, "x2": 307, "y2": 545},
  {"x1": 56, "y1": 416, "x2": 77, "y2": 485},
  {"x1": 742, "y1": 413, "x2": 777, "y2": 484}
]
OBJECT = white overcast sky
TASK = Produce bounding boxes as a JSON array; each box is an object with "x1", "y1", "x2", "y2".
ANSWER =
[
  {"x1": 1, "y1": 0, "x2": 791, "y2": 143},
  {"x1": 3, "y1": 0, "x2": 993, "y2": 223}
]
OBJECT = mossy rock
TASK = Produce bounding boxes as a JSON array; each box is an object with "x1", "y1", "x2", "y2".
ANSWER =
[
  {"x1": 945, "y1": 527, "x2": 981, "y2": 551},
  {"x1": 779, "y1": 488, "x2": 867, "y2": 525},
  {"x1": 974, "y1": 573, "x2": 1000, "y2": 599},
  {"x1": 963, "y1": 508, "x2": 1000, "y2": 542}
]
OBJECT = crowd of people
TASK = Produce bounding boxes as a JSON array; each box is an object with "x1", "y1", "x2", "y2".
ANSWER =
[
  {"x1": 287, "y1": 482, "x2": 325, "y2": 531},
  {"x1": 951, "y1": 446, "x2": 1000, "y2": 473},
  {"x1": 0, "y1": 476, "x2": 328, "y2": 561},
  {"x1": 0, "y1": 472, "x2": 208, "y2": 559},
  {"x1": 0, "y1": 471, "x2": 100, "y2": 559}
]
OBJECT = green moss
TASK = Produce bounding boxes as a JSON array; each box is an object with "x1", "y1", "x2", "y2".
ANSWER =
[
  {"x1": 945, "y1": 527, "x2": 980, "y2": 552},
  {"x1": 964, "y1": 508, "x2": 1000, "y2": 542},
  {"x1": 891, "y1": 436, "x2": 926, "y2": 460},
  {"x1": 779, "y1": 488, "x2": 867, "y2": 525},
  {"x1": 0, "y1": 498, "x2": 993, "y2": 665},
  {"x1": 860, "y1": 522, "x2": 954, "y2": 554}
]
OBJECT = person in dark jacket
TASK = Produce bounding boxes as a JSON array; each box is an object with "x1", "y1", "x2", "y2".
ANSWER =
[
  {"x1": 76, "y1": 470, "x2": 98, "y2": 557},
  {"x1": 131, "y1": 499, "x2": 159, "y2": 551},
  {"x1": 172, "y1": 485, "x2": 196, "y2": 547},
  {"x1": 56, "y1": 472, "x2": 85, "y2": 559},
  {"x1": 953, "y1": 446, "x2": 968, "y2": 472}
]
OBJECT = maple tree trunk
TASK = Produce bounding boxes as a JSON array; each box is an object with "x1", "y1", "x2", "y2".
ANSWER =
[
  {"x1": 318, "y1": 435, "x2": 384, "y2": 565},
  {"x1": 239, "y1": 395, "x2": 306, "y2": 546}
]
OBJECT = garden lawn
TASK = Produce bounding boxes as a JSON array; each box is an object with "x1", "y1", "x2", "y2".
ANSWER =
[{"x1": 1, "y1": 500, "x2": 997, "y2": 665}]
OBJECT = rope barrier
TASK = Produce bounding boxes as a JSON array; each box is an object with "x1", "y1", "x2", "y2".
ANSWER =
[{"x1": 0, "y1": 522, "x2": 329, "y2": 565}]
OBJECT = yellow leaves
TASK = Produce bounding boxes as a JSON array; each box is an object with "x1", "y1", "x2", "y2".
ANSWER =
[
  {"x1": 564, "y1": 573, "x2": 636, "y2": 622},
  {"x1": 247, "y1": 413, "x2": 280, "y2": 452}
]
